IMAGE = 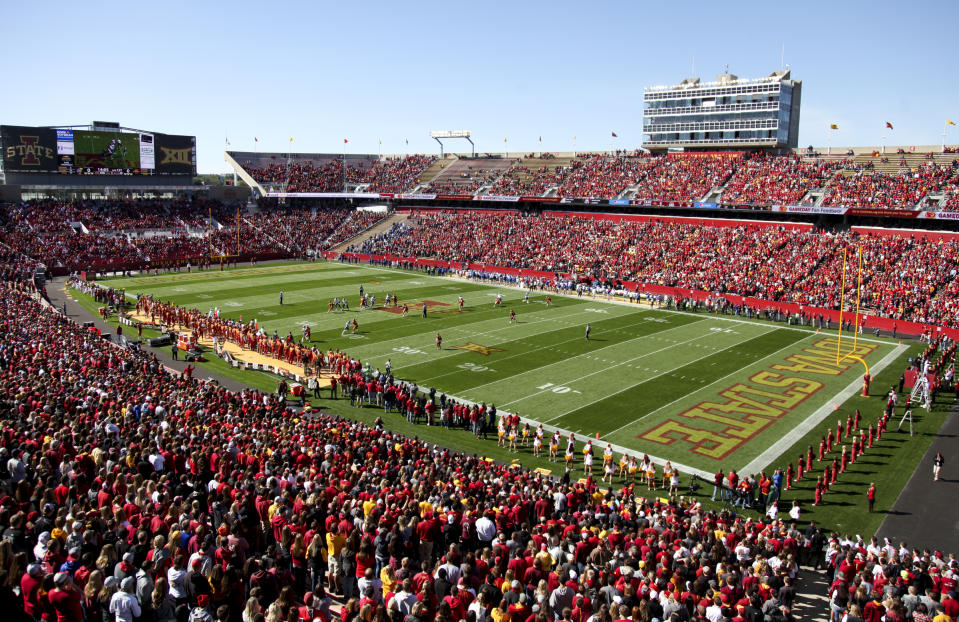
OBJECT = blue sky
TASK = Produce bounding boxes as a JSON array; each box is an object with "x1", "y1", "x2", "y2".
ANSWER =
[{"x1": 2, "y1": 1, "x2": 957, "y2": 173}]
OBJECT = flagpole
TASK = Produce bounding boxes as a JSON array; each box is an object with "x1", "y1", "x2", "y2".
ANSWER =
[{"x1": 944, "y1": 121, "x2": 948, "y2": 153}]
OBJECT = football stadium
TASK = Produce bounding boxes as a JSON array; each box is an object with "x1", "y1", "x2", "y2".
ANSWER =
[{"x1": 3, "y1": 4, "x2": 959, "y2": 622}]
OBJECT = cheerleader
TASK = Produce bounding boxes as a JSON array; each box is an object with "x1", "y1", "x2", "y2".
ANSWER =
[
  {"x1": 566, "y1": 434, "x2": 577, "y2": 465},
  {"x1": 584, "y1": 449, "x2": 593, "y2": 476},
  {"x1": 508, "y1": 425, "x2": 518, "y2": 452},
  {"x1": 669, "y1": 469, "x2": 680, "y2": 495},
  {"x1": 603, "y1": 444, "x2": 614, "y2": 467},
  {"x1": 643, "y1": 457, "x2": 656, "y2": 490},
  {"x1": 549, "y1": 432, "x2": 560, "y2": 462},
  {"x1": 532, "y1": 431, "x2": 543, "y2": 457},
  {"x1": 603, "y1": 458, "x2": 615, "y2": 484},
  {"x1": 521, "y1": 422, "x2": 531, "y2": 447},
  {"x1": 662, "y1": 460, "x2": 673, "y2": 490},
  {"x1": 497, "y1": 418, "x2": 507, "y2": 447},
  {"x1": 627, "y1": 456, "x2": 638, "y2": 484},
  {"x1": 618, "y1": 454, "x2": 628, "y2": 479}
]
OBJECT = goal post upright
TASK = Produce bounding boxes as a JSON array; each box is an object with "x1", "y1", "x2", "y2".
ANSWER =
[{"x1": 836, "y1": 244, "x2": 871, "y2": 378}]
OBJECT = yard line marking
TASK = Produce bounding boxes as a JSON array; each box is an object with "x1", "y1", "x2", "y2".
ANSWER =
[
  {"x1": 414, "y1": 313, "x2": 672, "y2": 385},
  {"x1": 534, "y1": 325, "x2": 776, "y2": 421},
  {"x1": 738, "y1": 342, "x2": 907, "y2": 476},
  {"x1": 357, "y1": 304, "x2": 651, "y2": 363},
  {"x1": 406, "y1": 266, "x2": 896, "y2": 347},
  {"x1": 603, "y1": 331, "x2": 816, "y2": 438},
  {"x1": 461, "y1": 320, "x2": 709, "y2": 398}
]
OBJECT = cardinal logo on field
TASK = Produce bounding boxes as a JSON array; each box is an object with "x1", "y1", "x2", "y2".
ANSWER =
[{"x1": 451, "y1": 342, "x2": 504, "y2": 356}]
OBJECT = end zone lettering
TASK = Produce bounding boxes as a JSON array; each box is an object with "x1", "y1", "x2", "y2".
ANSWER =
[{"x1": 640, "y1": 338, "x2": 879, "y2": 460}]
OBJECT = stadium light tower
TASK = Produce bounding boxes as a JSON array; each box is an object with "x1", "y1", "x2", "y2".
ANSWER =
[{"x1": 430, "y1": 130, "x2": 474, "y2": 157}]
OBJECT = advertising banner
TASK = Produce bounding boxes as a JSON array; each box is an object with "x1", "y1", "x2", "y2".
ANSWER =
[{"x1": 139, "y1": 133, "x2": 155, "y2": 170}]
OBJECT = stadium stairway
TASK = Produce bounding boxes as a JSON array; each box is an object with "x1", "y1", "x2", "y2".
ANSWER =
[
  {"x1": 410, "y1": 156, "x2": 457, "y2": 191},
  {"x1": 330, "y1": 211, "x2": 407, "y2": 252}
]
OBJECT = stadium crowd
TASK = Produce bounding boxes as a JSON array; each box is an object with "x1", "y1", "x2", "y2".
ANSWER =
[
  {"x1": 243, "y1": 156, "x2": 435, "y2": 194},
  {"x1": 820, "y1": 165, "x2": 956, "y2": 209},
  {"x1": 350, "y1": 211, "x2": 959, "y2": 327},
  {"x1": 720, "y1": 156, "x2": 844, "y2": 206},
  {"x1": 235, "y1": 152, "x2": 959, "y2": 208},
  {"x1": 632, "y1": 154, "x2": 741, "y2": 203},
  {"x1": 1, "y1": 251, "x2": 958, "y2": 622},
  {"x1": 0, "y1": 202, "x2": 386, "y2": 271}
]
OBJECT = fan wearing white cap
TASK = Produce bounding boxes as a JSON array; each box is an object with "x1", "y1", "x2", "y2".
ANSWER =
[{"x1": 109, "y1": 577, "x2": 142, "y2": 622}]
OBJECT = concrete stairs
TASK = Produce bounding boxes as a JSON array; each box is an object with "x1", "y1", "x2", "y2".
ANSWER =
[
  {"x1": 330, "y1": 212, "x2": 408, "y2": 252},
  {"x1": 410, "y1": 156, "x2": 457, "y2": 191}
]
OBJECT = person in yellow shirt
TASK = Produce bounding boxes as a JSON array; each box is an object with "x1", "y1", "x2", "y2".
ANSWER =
[
  {"x1": 326, "y1": 529, "x2": 346, "y2": 595},
  {"x1": 932, "y1": 606, "x2": 952, "y2": 622},
  {"x1": 418, "y1": 500, "x2": 433, "y2": 517},
  {"x1": 362, "y1": 498, "x2": 376, "y2": 518}
]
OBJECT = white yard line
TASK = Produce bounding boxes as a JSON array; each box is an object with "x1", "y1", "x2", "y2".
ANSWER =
[
  {"x1": 602, "y1": 332, "x2": 818, "y2": 437},
  {"x1": 537, "y1": 325, "x2": 776, "y2": 421},
  {"x1": 414, "y1": 313, "x2": 671, "y2": 385},
  {"x1": 737, "y1": 343, "x2": 908, "y2": 476},
  {"x1": 399, "y1": 267, "x2": 896, "y2": 347},
  {"x1": 357, "y1": 304, "x2": 646, "y2": 364},
  {"x1": 463, "y1": 320, "x2": 709, "y2": 399}
]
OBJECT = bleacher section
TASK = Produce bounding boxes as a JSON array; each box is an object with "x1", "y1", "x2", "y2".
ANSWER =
[
  {"x1": 484, "y1": 154, "x2": 575, "y2": 196},
  {"x1": 421, "y1": 156, "x2": 516, "y2": 194},
  {"x1": 223, "y1": 149, "x2": 959, "y2": 210}
]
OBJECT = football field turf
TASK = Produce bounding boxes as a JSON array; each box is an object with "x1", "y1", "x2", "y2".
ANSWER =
[{"x1": 101, "y1": 261, "x2": 908, "y2": 477}]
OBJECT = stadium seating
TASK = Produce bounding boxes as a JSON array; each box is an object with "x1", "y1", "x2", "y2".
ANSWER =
[
  {"x1": 353, "y1": 210, "x2": 959, "y2": 326},
  {"x1": 420, "y1": 158, "x2": 516, "y2": 194},
  {"x1": 720, "y1": 154, "x2": 845, "y2": 206},
  {"x1": 820, "y1": 163, "x2": 956, "y2": 209},
  {"x1": 1, "y1": 256, "x2": 956, "y2": 622},
  {"x1": 556, "y1": 154, "x2": 655, "y2": 199},
  {"x1": 484, "y1": 154, "x2": 574, "y2": 197},
  {"x1": 0, "y1": 201, "x2": 386, "y2": 271},
  {"x1": 241, "y1": 155, "x2": 437, "y2": 193},
  {"x1": 633, "y1": 152, "x2": 743, "y2": 202}
]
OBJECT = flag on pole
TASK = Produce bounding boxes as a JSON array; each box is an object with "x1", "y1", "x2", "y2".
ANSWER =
[
  {"x1": 948, "y1": 120, "x2": 957, "y2": 126},
  {"x1": 885, "y1": 122, "x2": 894, "y2": 130},
  {"x1": 504, "y1": 137, "x2": 507, "y2": 143},
  {"x1": 378, "y1": 140, "x2": 382, "y2": 145},
  {"x1": 254, "y1": 137, "x2": 258, "y2": 142},
  {"x1": 611, "y1": 132, "x2": 618, "y2": 138},
  {"x1": 225, "y1": 138, "x2": 230, "y2": 146},
  {"x1": 538, "y1": 136, "x2": 542, "y2": 143},
  {"x1": 830, "y1": 124, "x2": 839, "y2": 130},
  {"x1": 344, "y1": 139, "x2": 348, "y2": 144},
  {"x1": 405, "y1": 138, "x2": 409, "y2": 145},
  {"x1": 289, "y1": 137, "x2": 294, "y2": 143}
]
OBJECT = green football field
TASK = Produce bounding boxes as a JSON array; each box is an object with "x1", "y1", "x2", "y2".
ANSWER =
[{"x1": 99, "y1": 261, "x2": 908, "y2": 477}]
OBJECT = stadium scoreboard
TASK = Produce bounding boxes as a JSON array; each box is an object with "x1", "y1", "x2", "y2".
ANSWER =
[{"x1": 1, "y1": 124, "x2": 196, "y2": 176}]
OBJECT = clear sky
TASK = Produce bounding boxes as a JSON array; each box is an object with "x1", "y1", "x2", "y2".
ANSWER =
[{"x1": 2, "y1": 1, "x2": 957, "y2": 173}]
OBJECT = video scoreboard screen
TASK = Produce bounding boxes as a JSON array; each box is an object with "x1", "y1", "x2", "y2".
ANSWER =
[{"x1": 1, "y1": 125, "x2": 196, "y2": 176}]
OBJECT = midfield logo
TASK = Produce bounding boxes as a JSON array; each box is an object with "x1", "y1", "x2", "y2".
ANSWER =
[{"x1": 451, "y1": 342, "x2": 504, "y2": 356}]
